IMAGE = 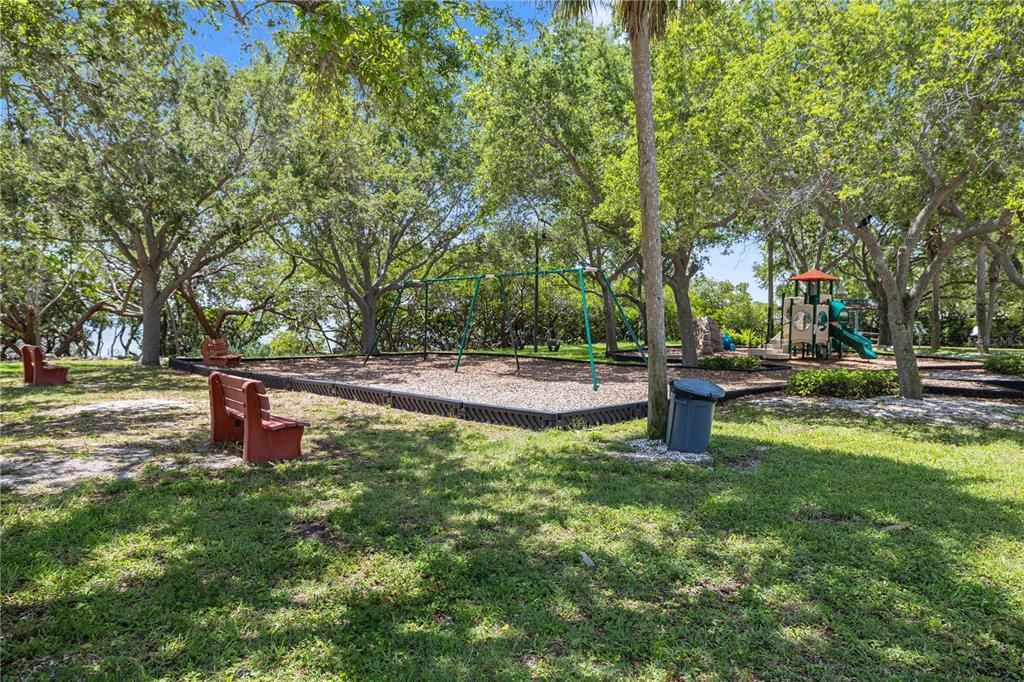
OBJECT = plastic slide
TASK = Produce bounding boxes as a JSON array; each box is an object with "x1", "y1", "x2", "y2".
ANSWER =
[{"x1": 830, "y1": 324, "x2": 877, "y2": 359}]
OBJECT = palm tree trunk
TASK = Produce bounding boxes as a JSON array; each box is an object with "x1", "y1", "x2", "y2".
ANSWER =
[{"x1": 628, "y1": 18, "x2": 668, "y2": 439}]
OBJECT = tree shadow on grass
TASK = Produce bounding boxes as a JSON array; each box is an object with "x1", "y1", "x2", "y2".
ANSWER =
[
  {"x1": 3, "y1": 415, "x2": 527, "y2": 678},
  {"x1": 531, "y1": 428, "x2": 1024, "y2": 679},
  {"x1": 3, "y1": 405, "x2": 1023, "y2": 679},
  {"x1": 719, "y1": 399, "x2": 1024, "y2": 448}
]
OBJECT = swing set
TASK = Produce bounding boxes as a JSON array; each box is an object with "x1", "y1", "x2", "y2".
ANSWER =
[{"x1": 362, "y1": 265, "x2": 646, "y2": 391}]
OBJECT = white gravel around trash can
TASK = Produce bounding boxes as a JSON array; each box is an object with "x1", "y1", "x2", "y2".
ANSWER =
[{"x1": 616, "y1": 439, "x2": 713, "y2": 464}]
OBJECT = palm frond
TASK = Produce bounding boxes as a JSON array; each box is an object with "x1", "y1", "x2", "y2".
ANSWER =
[
  {"x1": 552, "y1": 0, "x2": 599, "y2": 23},
  {"x1": 554, "y1": 1, "x2": 690, "y2": 39}
]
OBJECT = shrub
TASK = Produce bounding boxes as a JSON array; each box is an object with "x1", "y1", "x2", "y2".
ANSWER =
[
  {"x1": 789, "y1": 368, "x2": 898, "y2": 399},
  {"x1": 268, "y1": 331, "x2": 306, "y2": 356},
  {"x1": 728, "y1": 328, "x2": 764, "y2": 348},
  {"x1": 696, "y1": 355, "x2": 763, "y2": 370},
  {"x1": 983, "y1": 354, "x2": 1024, "y2": 377}
]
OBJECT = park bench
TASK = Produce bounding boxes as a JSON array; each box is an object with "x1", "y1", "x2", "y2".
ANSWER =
[
  {"x1": 201, "y1": 338, "x2": 243, "y2": 367},
  {"x1": 208, "y1": 371, "x2": 308, "y2": 463},
  {"x1": 21, "y1": 345, "x2": 69, "y2": 386}
]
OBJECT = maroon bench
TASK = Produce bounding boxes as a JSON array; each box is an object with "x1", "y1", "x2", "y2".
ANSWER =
[
  {"x1": 208, "y1": 371, "x2": 308, "y2": 463},
  {"x1": 21, "y1": 345, "x2": 68, "y2": 386},
  {"x1": 202, "y1": 338, "x2": 242, "y2": 367}
]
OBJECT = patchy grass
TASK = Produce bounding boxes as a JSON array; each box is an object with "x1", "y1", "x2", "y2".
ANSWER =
[{"x1": 2, "y1": 360, "x2": 1023, "y2": 679}]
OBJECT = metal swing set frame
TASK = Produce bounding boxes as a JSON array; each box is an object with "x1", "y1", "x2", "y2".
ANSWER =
[{"x1": 362, "y1": 265, "x2": 646, "y2": 391}]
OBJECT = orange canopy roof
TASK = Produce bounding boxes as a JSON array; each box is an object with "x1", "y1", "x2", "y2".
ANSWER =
[{"x1": 790, "y1": 268, "x2": 839, "y2": 282}]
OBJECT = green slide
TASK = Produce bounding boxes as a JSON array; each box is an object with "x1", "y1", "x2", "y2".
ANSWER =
[{"x1": 831, "y1": 324, "x2": 877, "y2": 359}]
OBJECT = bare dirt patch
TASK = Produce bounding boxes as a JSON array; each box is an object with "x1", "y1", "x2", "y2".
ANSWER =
[
  {"x1": 52, "y1": 398, "x2": 192, "y2": 416},
  {"x1": 290, "y1": 520, "x2": 348, "y2": 550},
  {"x1": 726, "y1": 445, "x2": 769, "y2": 471},
  {"x1": 1, "y1": 448, "x2": 239, "y2": 490}
]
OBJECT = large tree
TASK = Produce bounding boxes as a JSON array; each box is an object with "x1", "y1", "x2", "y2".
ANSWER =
[
  {"x1": 470, "y1": 21, "x2": 637, "y2": 352},
  {"x1": 281, "y1": 109, "x2": 475, "y2": 354},
  {"x1": 706, "y1": 0, "x2": 1023, "y2": 397},
  {"x1": 4, "y1": 3, "x2": 293, "y2": 365}
]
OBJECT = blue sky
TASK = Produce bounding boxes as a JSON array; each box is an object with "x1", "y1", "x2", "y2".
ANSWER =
[{"x1": 185, "y1": 2, "x2": 768, "y2": 302}]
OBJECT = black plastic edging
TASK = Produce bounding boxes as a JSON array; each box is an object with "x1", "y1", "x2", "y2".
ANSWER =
[
  {"x1": 720, "y1": 384, "x2": 789, "y2": 401},
  {"x1": 171, "y1": 357, "x2": 798, "y2": 428},
  {"x1": 923, "y1": 384, "x2": 1024, "y2": 400},
  {"x1": 170, "y1": 357, "x2": 654, "y2": 430}
]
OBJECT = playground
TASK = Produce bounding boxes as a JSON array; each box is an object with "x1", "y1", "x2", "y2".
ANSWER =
[{"x1": 4, "y1": 2, "x2": 1023, "y2": 677}]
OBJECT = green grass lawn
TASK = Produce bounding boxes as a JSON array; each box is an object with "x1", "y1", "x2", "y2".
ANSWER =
[{"x1": 2, "y1": 361, "x2": 1023, "y2": 679}]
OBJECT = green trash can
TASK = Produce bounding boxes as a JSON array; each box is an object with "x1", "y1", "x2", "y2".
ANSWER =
[{"x1": 666, "y1": 378, "x2": 725, "y2": 452}]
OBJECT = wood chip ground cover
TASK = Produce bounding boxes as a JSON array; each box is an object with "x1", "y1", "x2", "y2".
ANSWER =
[{"x1": 241, "y1": 355, "x2": 788, "y2": 411}]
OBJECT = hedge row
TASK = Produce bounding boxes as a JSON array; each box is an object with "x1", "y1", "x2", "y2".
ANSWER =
[
  {"x1": 695, "y1": 355, "x2": 763, "y2": 370},
  {"x1": 982, "y1": 354, "x2": 1024, "y2": 377},
  {"x1": 789, "y1": 368, "x2": 899, "y2": 399}
]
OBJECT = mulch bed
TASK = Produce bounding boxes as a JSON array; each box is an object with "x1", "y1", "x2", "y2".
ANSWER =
[
  {"x1": 241, "y1": 355, "x2": 789, "y2": 412},
  {"x1": 237, "y1": 353, "x2": 1021, "y2": 411}
]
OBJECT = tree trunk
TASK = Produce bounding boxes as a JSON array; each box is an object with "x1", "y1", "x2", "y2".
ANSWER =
[
  {"x1": 888, "y1": 299, "x2": 923, "y2": 399},
  {"x1": 359, "y1": 295, "x2": 379, "y2": 355},
  {"x1": 669, "y1": 277, "x2": 697, "y2": 366},
  {"x1": 984, "y1": 253, "x2": 1000, "y2": 349},
  {"x1": 600, "y1": 284, "x2": 619, "y2": 353},
  {"x1": 11, "y1": 305, "x2": 41, "y2": 347},
  {"x1": 975, "y1": 241, "x2": 988, "y2": 353},
  {"x1": 926, "y1": 228, "x2": 942, "y2": 350},
  {"x1": 876, "y1": 296, "x2": 891, "y2": 346},
  {"x1": 928, "y1": 272, "x2": 941, "y2": 351},
  {"x1": 139, "y1": 273, "x2": 164, "y2": 367},
  {"x1": 55, "y1": 301, "x2": 106, "y2": 356},
  {"x1": 628, "y1": 21, "x2": 668, "y2": 440},
  {"x1": 179, "y1": 287, "x2": 218, "y2": 339}
]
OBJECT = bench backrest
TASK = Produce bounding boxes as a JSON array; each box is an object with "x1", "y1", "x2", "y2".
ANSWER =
[
  {"x1": 209, "y1": 372, "x2": 271, "y2": 421},
  {"x1": 202, "y1": 338, "x2": 231, "y2": 359},
  {"x1": 21, "y1": 345, "x2": 35, "y2": 383}
]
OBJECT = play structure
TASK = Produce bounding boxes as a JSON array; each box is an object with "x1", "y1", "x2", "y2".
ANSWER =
[
  {"x1": 750, "y1": 269, "x2": 877, "y2": 361},
  {"x1": 363, "y1": 265, "x2": 646, "y2": 391}
]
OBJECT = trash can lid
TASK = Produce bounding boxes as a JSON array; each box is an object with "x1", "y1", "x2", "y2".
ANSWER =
[{"x1": 670, "y1": 378, "x2": 726, "y2": 400}]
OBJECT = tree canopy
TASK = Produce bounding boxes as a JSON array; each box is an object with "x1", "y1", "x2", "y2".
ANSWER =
[{"x1": 2, "y1": 0, "x2": 1022, "y2": 399}]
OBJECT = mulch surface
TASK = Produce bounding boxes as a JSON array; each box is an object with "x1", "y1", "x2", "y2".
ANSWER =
[
  {"x1": 242, "y1": 355, "x2": 788, "y2": 412},
  {"x1": 240, "y1": 353, "x2": 1020, "y2": 411}
]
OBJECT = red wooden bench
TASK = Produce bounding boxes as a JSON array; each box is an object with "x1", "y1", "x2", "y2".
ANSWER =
[
  {"x1": 21, "y1": 345, "x2": 69, "y2": 386},
  {"x1": 208, "y1": 371, "x2": 308, "y2": 463},
  {"x1": 202, "y1": 338, "x2": 242, "y2": 367}
]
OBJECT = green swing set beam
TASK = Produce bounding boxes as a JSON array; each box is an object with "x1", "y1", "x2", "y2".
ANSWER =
[{"x1": 362, "y1": 265, "x2": 645, "y2": 391}]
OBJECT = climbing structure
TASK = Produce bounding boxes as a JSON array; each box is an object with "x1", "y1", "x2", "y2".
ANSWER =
[{"x1": 750, "y1": 269, "x2": 877, "y2": 361}]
